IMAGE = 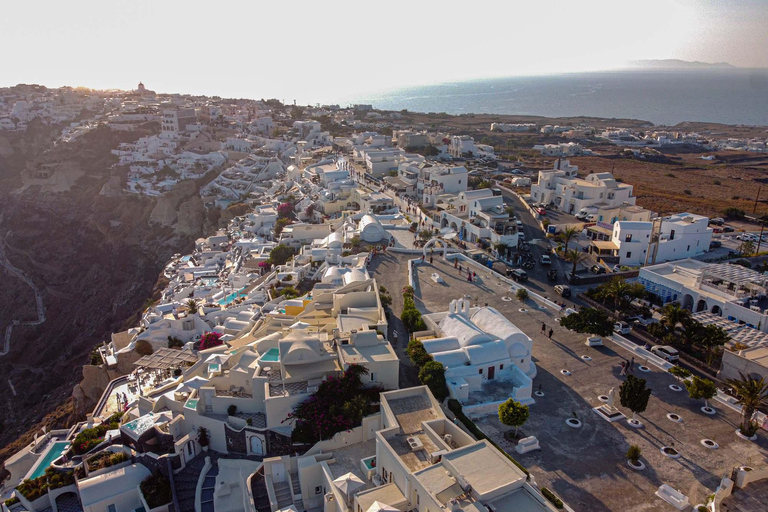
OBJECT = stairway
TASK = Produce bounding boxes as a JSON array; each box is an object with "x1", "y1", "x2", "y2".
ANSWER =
[
  {"x1": 175, "y1": 455, "x2": 207, "y2": 512},
  {"x1": 290, "y1": 472, "x2": 303, "y2": 511},
  {"x1": 273, "y1": 480, "x2": 294, "y2": 509},
  {"x1": 200, "y1": 461, "x2": 219, "y2": 512}
]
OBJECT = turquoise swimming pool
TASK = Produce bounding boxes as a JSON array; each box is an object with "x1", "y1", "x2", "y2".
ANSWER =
[
  {"x1": 261, "y1": 348, "x2": 280, "y2": 363},
  {"x1": 29, "y1": 441, "x2": 69, "y2": 480},
  {"x1": 362, "y1": 456, "x2": 376, "y2": 471},
  {"x1": 217, "y1": 288, "x2": 247, "y2": 305}
]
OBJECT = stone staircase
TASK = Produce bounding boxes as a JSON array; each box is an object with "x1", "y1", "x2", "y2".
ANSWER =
[
  {"x1": 200, "y1": 461, "x2": 219, "y2": 512},
  {"x1": 175, "y1": 455, "x2": 206, "y2": 512},
  {"x1": 290, "y1": 472, "x2": 303, "y2": 511},
  {"x1": 274, "y1": 480, "x2": 294, "y2": 510}
]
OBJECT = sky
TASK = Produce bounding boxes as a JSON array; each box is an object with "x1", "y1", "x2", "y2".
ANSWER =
[{"x1": 3, "y1": 0, "x2": 767, "y2": 103}]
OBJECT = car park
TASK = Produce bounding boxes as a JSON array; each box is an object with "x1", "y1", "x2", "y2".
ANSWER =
[
  {"x1": 540, "y1": 255, "x2": 551, "y2": 265},
  {"x1": 554, "y1": 284, "x2": 571, "y2": 297},
  {"x1": 651, "y1": 345, "x2": 679, "y2": 362},
  {"x1": 613, "y1": 322, "x2": 631, "y2": 335}
]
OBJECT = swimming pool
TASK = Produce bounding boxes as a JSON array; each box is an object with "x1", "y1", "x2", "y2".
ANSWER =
[
  {"x1": 261, "y1": 348, "x2": 280, "y2": 363},
  {"x1": 184, "y1": 398, "x2": 199, "y2": 411},
  {"x1": 122, "y1": 413, "x2": 156, "y2": 437},
  {"x1": 180, "y1": 255, "x2": 192, "y2": 262},
  {"x1": 29, "y1": 441, "x2": 70, "y2": 480},
  {"x1": 362, "y1": 456, "x2": 376, "y2": 471},
  {"x1": 217, "y1": 288, "x2": 247, "y2": 305}
]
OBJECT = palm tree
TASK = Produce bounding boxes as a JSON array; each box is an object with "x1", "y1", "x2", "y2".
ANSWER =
[
  {"x1": 600, "y1": 277, "x2": 633, "y2": 312},
  {"x1": 493, "y1": 242, "x2": 511, "y2": 260},
  {"x1": 557, "y1": 226, "x2": 580, "y2": 254},
  {"x1": 564, "y1": 249, "x2": 588, "y2": 284},
  {"x1": 726, "y1": 372, "x2": 768, "y2": 435},
  {"x1": 186, "y1": 299, "x2": 198, "y2": 315},
  {"x1": 661, "y1": 303, "x2": 691, "y2": 331}
]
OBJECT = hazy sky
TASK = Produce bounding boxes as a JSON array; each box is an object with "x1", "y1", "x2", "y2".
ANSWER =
[{"x1": 3, "y1": 0, "x2": 767, "y2": 103}]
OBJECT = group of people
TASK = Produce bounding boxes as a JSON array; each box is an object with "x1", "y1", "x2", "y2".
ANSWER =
[
  {"x1": 620, "y1": 357, "x2": 636, "y2": 376},
  {"x1": 115, "y1": 392, "x2": 130, "y2": 412},
  {"x1": 541, "y1": 323, "x2": 554, "y2": 339}
]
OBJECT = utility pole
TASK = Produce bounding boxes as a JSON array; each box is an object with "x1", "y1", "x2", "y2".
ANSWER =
[
  {"x1": 754, "y1": 186, "x2": 762, "y2": 214},
  {"x1": 756, "y1": 215, "x2": 766, "y2": 255}
]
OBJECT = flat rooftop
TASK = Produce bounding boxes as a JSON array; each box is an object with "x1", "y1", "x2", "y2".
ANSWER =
[
  {"x1": 387, "y1": 394, "x2": 440, "y2": 434},
  {"x1": 442, "y1": 441, "x2": 526, "y2": 495}
]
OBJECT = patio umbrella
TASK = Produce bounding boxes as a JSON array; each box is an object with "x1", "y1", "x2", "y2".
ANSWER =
[
  {"x1": 367, "y1": 502, "x2": 399, "y2": 512},
  {"x1": 204, "y1": 353, "x2": 231, "y2": 366},
  {"x1": 333, "y1": 472, "x2": 365, "y2": 495},
  {"x1": 174, "y1": 376, "x2": 210, "y2": 393}
]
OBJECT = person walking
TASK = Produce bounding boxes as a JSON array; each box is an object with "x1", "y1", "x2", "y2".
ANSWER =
[
  {"x1": 541, "y1": 323, "x2": 546, "y2": 333},
  {"x1": 429, "y1": 256, "x2": 433, "y2": 264},
  {"x1": 548, "y1": 328, "x2": 553, "y2": 339},
  {"x1": 629, "y1": 357, "x2": 635, "y2": 372},
  {"x1": 392, "y1": 330, "x2": 398, "y2": 343}
]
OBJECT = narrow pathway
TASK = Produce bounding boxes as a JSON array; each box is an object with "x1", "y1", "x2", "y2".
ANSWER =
[{"x1": 0, "y1": 233, "x2": 47, "y2": 356}]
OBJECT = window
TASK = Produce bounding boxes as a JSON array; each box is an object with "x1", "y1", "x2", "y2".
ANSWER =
[
  {"x1": 669, "y1": 229, "x2": 676, "y2": 240},
  {"x1": 478, "y1": 368, "x2": 483, "y2": 374},
  {"x1": 625, "y1": 234, "x2": 632, "y2": 242},
  {"x1": 500, "y1": 364, "x2": 504, "y2": 370},
  {"x1": 458, "y1": 179, "x2": 461, "y2": 184},
  {"x1": 687, "y1": 245, "x2": 690, "y2": 251},
  {"x1": 107, "y1": 506, "x2": 117, "y2": 512},
  {"x1": 626, "y1": 252, "x2": 632, "y2": 258},
  {"x1": 315, "y1": 486, "x2": 323, "y2": 495},
  {"x1": 370, "y1": 373, "x2": 376, "y2": 382}
]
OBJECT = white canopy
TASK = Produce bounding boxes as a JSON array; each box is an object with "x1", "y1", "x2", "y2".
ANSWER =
[
  {"x1": 175, "y1": 376, "x2": 210, "y2": 393},
  {"x1": 333, "y1": 472, "x2": 365, "y2": 494},
  {"x1": 367, "y1": 502, "x2": 399, "y2": 512},
  {"x1": 205, "y1": 353, "x2": 231, "y2": 365}
]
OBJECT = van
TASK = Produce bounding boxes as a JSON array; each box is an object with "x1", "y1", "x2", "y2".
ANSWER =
[
  {"x1": 554, "y1": 285, "x2": 571, "y2": 297},
  {"x1": 651, "y1": 345, "x2": 679, "y2": 362}
]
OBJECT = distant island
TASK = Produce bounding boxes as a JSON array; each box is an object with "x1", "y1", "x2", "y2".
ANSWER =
[{"x1": 627, "y1": 59, "x2": 736, "y2": 69}]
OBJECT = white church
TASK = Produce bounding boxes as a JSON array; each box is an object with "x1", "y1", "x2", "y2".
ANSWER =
[{"x1": 420, "y1": 297, "x2": 536, "y2": 404}]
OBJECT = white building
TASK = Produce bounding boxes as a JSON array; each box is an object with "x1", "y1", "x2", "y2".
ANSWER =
[{"x1": 449, "y1": 135, "x2": 477, "y2": 157}]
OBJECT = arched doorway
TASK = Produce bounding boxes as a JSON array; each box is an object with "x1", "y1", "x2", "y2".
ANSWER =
[
  {"x1": 55, "y1": 492, "x2": 80, "y2": 512},
  {"x1": 712, "y1": 305, "x2": 722, "y2": 316},
  {"x1": 696, "y1": 299, "x2": 708, "y2": 312},
  {"x1": 249, "y1": 434, "x2": 265, "y2": 456},
  {"x1": 682, "y1": 294, "x2": 694, "y2": 311},
  {"x1": 184, "y1": 439, "x2": 196, "y2": 463}
]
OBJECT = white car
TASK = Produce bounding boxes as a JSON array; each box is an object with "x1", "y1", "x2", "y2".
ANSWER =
[
  {"x1": 540, "y1": 255, "x2": 551, "y2": 265},
  {"x1": 651, "y1": 345, "x2": 679, "y2": 362},
  {"x1": 614, "y1": 322, "x2": 631, "y2": 335}
]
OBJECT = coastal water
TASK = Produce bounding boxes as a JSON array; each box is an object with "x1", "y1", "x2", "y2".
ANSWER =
[{"x1": 343, "y1": 69, "x2": 768, "y2": 127}]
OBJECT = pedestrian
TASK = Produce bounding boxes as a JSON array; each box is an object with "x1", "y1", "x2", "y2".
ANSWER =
[
  {"x1": 421, "y1": 253, "x2": 425, "y2": 261},
  {"x1": 548, "y1": 329, "x2": 553, "y2": 339},
  {"x1": 467, "y1": 273, "x2": 472, "y2": 282},
  {"x1": 454, "y1": 259, "x2": 458, "y2": 268},
  {"x1": 541, "y1": 323, "x2": 546, "y2": 333},
  {"x1": 458, "y1": 265, "x2": 462, "y2": 275},
  {"x1": 430, "y1": 256, "x2": 433, "y2": 264},
  {"x1": 473, "y1": 271, "x2": 477, "y2": 279},
  {"x1": 629, "y1": 357, "x2": 635, "y2": 372},
  {"x1": 393, "y1": 330, "x2": 398, "y2": 342}
]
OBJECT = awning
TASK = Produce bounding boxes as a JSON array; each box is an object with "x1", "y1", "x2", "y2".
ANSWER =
[
  {"x1": 134, "y1": 348, "x2": 199, "y2": 369},
  {"x1": 591, "y1": 240, "x2": 619, "y2": 251}
]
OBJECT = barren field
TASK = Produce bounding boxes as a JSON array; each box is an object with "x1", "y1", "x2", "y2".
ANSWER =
[{"x1": 569, "y1": 153, "x2": 768, "y2": 218}]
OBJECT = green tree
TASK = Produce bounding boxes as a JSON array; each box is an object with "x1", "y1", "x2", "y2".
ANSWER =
[
  {"x1": 493, "y1": 242, "x2": 511, "y2": 259},
  {"x1": 726, "y1": 372, "x2": 768, "y2": 436},
  {"x1": 419, "y1": 360, "x2": 448, "y2": 401},
  {"x1": 516, "y1": 288, "x2": 529, "y2": 301},
  {"x1": 268, "y1": 244, "x2": 295, "y2": 265},
  {"x1": 351, "y1": 235, "x2": 362, "y2": 248},
  {"x1": 697, "y1": 324, "x2": 730, "y2": 365},
  {"x1": 564, "y1": 249, "x2": 588, "y2": 284},
  {"x1": 661, "y1": 303, "x2": 691, "y2": 331},
  {"x1": 560, "y1": 307, "x2": 614, "y2": 337},
  {"x1": 723, "y1": 207, "x2": 745, "y2": 219},
  {"x1": 418, "y1": 229, "x2": 432, "y2": 241},
  {"x1": 668, "y1": 365, "x2": 691, "y2": 383},
  {"x1": 741, "y1": 240, "x2": 755, "y2": 257},
  {"x1": 626, "y1": 444, "x2": 642, "y2": 463},
  {"x1": 597, "y1": 277, "x2": 645, "y2": 313},
  {"x1": 619, "y1": 375, "x2": 652, "y2": 422},
  {"x1": 685, "y1": 376, "x2": 718, "y2": 410},
  {"x1": 186, "y1": 299, "x2": 197, "y2": 314},
  {"x1": 557, "y1": 226, "x2": 580, "y2": 254},
  {"x1": 274, "y1": 218, "x2": 292, "y2": 236},
  {"x1": 407, "y1": 340, "x2": 432, "y2": 367},
  {"x1": 498, "y1": 398, "x2": 529, "y2": 437}
]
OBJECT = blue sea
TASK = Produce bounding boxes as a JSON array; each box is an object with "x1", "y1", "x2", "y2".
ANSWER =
[{"x1": 343, "y1": 69, "x2": 768, "y2": 127}]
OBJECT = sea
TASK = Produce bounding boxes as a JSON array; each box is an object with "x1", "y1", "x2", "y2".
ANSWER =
[{"x1": 340, "y1": 69, "x2": 768, "y2": 127}]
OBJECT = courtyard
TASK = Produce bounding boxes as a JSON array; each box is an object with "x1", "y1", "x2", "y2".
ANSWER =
[{"x1": 409, "y1": 255, "x2": 768, "y2": 512}]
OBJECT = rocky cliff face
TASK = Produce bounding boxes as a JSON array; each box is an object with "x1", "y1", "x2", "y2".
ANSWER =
[{"x1": 0, "y1": 123, "x2": 222, "y2": 462}]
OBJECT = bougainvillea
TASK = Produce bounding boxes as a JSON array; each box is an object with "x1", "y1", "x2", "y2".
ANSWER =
[
  {"x1": 199, "y1": 331, "x2": 223, "y2": 350},
  {"x1": 285, "y1": 365, "x2": 384, "y2": 443}
]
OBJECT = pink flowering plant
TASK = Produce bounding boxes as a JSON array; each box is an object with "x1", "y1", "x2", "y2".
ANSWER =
[
  {"x1": 284, "y1": 365, "x2": 385, "y2": 443},
  {"x1": 199, "y1": 331, "x2": 223, "y2": 350}
]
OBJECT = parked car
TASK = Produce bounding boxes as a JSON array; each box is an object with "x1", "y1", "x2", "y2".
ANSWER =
[
  {"x1": 554, "y1": 284, "x2": 571, "y2": 297},
  {"x1": 710, "y1": 240, "x2": 722, "y2": 248},
  {"x1": 614, "y1": 322, "x2": 631, "y2": 335},
  {"x1": 590, "y1": 264, "x2": 607, "y2": 274},
  {"x1": 723, "y1": 226, "x2": 735, "y2": 233},
  {"x1": 516, "y1": 220, "x2": 523, "y2": 228},
  {"x1": 585, "y1": 214, "x2": 597, "y2": 222},
  {"x1": 613, "y1": 264, "x2": 621, "y2": 272},
  {"x1": 540, "y1": 255, "x2": 552, "y2": 265},
  {"x1": 507, "y1": 269, "x2": 528, "y2": 282},
  {"x1": 709, "y1": 218, "x2": 725, "y2": 226},
  {"x1": 651, "y1": 345, "x2": 679, "y2": 362},
  {"x1": 537, "y1": 208, "x2": 546, "y2": 215}
]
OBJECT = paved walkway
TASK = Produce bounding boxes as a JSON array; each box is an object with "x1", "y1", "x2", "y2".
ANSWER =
[{"x1": 722, "y1": 481, "x2": 768, "y2": 512}]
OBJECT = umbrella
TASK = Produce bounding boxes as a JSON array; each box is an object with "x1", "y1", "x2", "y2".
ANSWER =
[
  {"x1": 367, "y1": 502, "x2": 399, "y2": 512},
  {"x1": 333, "y1": 472, "x2": 365, "y2": 495},
  {"x1": 205, "y1": 353, "x2": 231, "y2": 365},
  {"x1": 174, "y1": 376, "x2": 210, "y2": 393}
]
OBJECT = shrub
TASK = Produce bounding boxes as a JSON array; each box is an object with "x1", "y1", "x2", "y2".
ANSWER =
[
  {"x1": 541, "y1": 487, "x2": 564, "y2": 509},
  {"x1": 227, "y1": 404, "x2": 237, "y2": 416},
  {"x1": 140, "y1": 473, "x2": 172, "y2": 509},
  {"x1": 626, "y1": 444, "x2": 641, "y2": 462},
  {"x1": 282, "y1": 274, "x2": 293, "y2": 282},
  {"x1": 669, "y1": 366, "x2": 691, "y2": 381},
  {"x1": 4, "y1": 497, "x2": 19, "y2": 506},
  {"x1": 516, "y1": 288, "x2": 529, "y2": 301},
  {"x1": 167, "y1": 336, "x2": 184, "y2": 349},
  {"x1": 246, "y1": 418, "x2": 253, "y2": 426},
  {"x1": 684, "y1": 190, "x2": 692, "y2": 195},
  {"x1": 723, "y1": 207, "x2": 745, "y2": 219},
  {"x1": 713, "y1": 180, "x2": 721, "y2": 185},
  {"x1": 407, "y1": 340, "x2": 432, "y2": 367},
  {"x1": 135, "y1": 339, "x2": 153, "y2": 356},
  {"x1": 419, "y1": 360, "x2": 448, "y2": 401},
  {"x1": 199, "y1": 331, "x2": 223, "y2": 350},
  {"x1": 647, "y1": 322, "x2": 668, "y2": 339},
  {"x1": 268, "y1": 244, "x2": 295, "y2": 266},
  {"x1": 498, "y1": 399, "x2": 529, "y2": 437}
]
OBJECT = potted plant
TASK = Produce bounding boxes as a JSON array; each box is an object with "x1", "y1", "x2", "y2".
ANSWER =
[
  {"x1": 198, "y1": 426, "x2": 210, "y2": 452},
  {"x1": 626, "y1": 444, "x2": 644, "y2": 470}
]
